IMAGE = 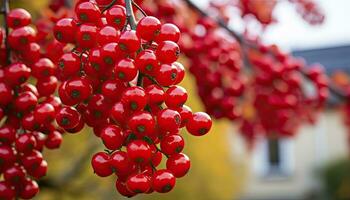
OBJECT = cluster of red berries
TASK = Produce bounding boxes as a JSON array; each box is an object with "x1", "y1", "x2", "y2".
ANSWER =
[
  {"x1": 53, "y1": 0, "x2": 212, "y2": 197},
  {"x1": 182, "y1": 18, "x2": 244, "y2": 120},
  {"x1": 0, "y1": 8, "x2": 65, "y2": 200},
  {"x1": 289, "y1": 0, "x2": 325, "y2": 25},
  {"x1": 240, "y1": 45, "x2": 328, "y2": 143}
]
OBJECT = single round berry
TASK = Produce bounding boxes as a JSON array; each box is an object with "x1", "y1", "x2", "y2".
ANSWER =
[
  {"x1": 126, "y1": 140, "x2": 152, "y2": 163},
  {"x1": 126, "y1": 173, "x2": 151, "y2": 194},
  {"x1": 186, "y1": 112, "x2": 212, "y2": 136},
  {"x1": 160, "y1": 134, "x2": 184, "y2": 155},
  {"x1": 136, "y1": 16, "x2": 161, "y2": 41},
  {"x1": 91, "y1": 152, "x2": 113, "y2": 177},
  {"x1": 100, "y1": 125, "x2": 124, "y2": 150},
  {"x1": 166, "y1": 153, "x2": 191, "y2": 178},
  {"x1": 152, "y1": 169, "x2": 176, "y2": 193}
]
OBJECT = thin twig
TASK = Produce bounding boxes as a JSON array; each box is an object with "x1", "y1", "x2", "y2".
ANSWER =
[
  {"x1": 132, "y1": 0, "x2": 147, "y2": 17},
  {"x1": 125, "y1": 0, "x2": 137, "y2": 30},
  {"x1": 101, "y1": 0, "x2": 118, "y2": 13}
]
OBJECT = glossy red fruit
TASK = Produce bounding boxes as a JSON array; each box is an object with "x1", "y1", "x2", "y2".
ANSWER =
[
  {"x1": 115, "y1": 179, "x2": 136, "y2": 198},
  {"x1": 166, "y1": 153, "x2": 191, "y2": 178},
  {"x1": 33, "y1": 103, "x2": 56, "y2": 124},
  {"x1": 100, "y1": 125, "x2": 124, "y2": 150},
  {"x1": 145, "y1": 84, "x2": 164, "y2": 105},
  {"x1": 160, "y1": 134, "x2": 184, "y2": 155},
  {"x1": 0, "y1": 125, "x2": 16, "y2": 144},
  {"x1": 0, "y1": 145, "x2": 16, "y2": 169},
  {"x1": 56, "y1": 106, "x2": 81, "y2": 130},
  {"x1": 45, "y1": 130, "x2": 62, "y2": 149},
  {"x1": 97, "y1": 25, "x2": 120, "y2": 45},
  {"x1": 110, "y1": 151, "x2": 132, "y2": 175},
  {"x1": 4, "y1": 165, "x2": 26, "y2": 184},
  {"x1": 176, "y1": 105, "x2": 193, "y2": 127},
  {"x1": 8, "y1": 26, "x2": 36, "y2": 49},
  {"x1": 14, "y1": 91, "x2": 37, "y2": 112},
  {"x1": 21, "y1": 150, "x2": 43, "y2": 171},
  {"x1": 126, "y1": 140, "x2": 152, "y2": 163},
  {"x1": 186, "y1": 112, "x2": 212, "y2": 136},
  {"x1": 5, "y1": 63, "x2": 31, "y2": 85},
  {"x1": 58, "y1": 52, "x2": 81, "y2": 78},
  {"x1": 156, "y1": 23, "x2": 180, "y2": 42},
  {"x1": 173, "y1": 62, "x2": 185, "y2": 84},
  {"x1": 126, "y1": 173, "x2": 151, "y2": 194},
  {"x1": 105, "y1": 5, "x2": 126, "y2": 30},
  {"x1": 54, "y1": 18, "x2": 77, "y2": 43},
  {"x1": 128, "y1": 111, "x2": 155, "y2": 136},
  {"x1": 118, "y1": 30, "x2": 141, "y2": 53},
  {"x1": 155, "y1": 63, "x2": 178, "y2": 86},
  {"x1": 157, "y1": 109, "x2": 181, "y2": 133},
  {"x1": 76, "y1": 24, "x2": 98, "y2": 48},
  {"x1": 136, "y1": 16, "x2": 161, "y2": 41},
  {"x1": 91, "y1": 152, "x2": 113, "y2": 177},
  {"x1": 15, "y1": 133, "x2": 37, "y2": 153},
  {"x1": 28, "y1": 159, "x2": 47, "y2": 179},
  {"x1": 121, "y1": 86, "x2": 147, "y2": 111},
  {"x1": 101, "y1": 80, "x2": 126, "y2": 102},
  {"x1": 65, "y1": 77, "x2": 92, "y2": 102},
  {"x1": 156, "y1": 41, "x2": 180, "y2": 64},
  {"x1": 32, "y1": 58, "x2": 56, "y2": 79},
  {"x1": 165, "y1": 86, "x2": 188, "y2": 108},
  {"x1": 0, "y1": 82, "x2": 13, "y2": 105},
  {"x1": 19, "y1": 179, "x2": 39, "y2": 199},
  {"x1": 7, "y1": 8, "x2": 32, "y2": 28},
  {"x1": 114, "y1": 58, "x2": 137, "y2": 82},
  {"x1": 0, "y1": 181, "x2": 15, "y2": 200},
  {"x1": 110, "y1": 102, "x2": 127, "y2": 124},
  {"x1": 75, "y1": 1, "x2": 101, "y2": 23},
  {"x1": 152, "y1": 169, "x2": 176, "y2": 193},
  {"x1": 135, "y1": 50, "x2": 159, "y2": 75},
  {"x1": 36, "y1": 76, "x2": 58, "y2": 96}
]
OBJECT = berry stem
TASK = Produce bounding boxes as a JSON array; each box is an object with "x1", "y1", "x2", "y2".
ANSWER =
[
  {"x1": 183, "y1": 0, "x2": 348, "y2": 100},
  {"x1": 101, "y1": 0, "x2": 118, "y2": 13},
  {"x1": 125, "y1": 0, "x2": 137, "y2": 30},
  {"x1": 1, "y1": 0, "x2": 11, "y2": 65},
  {"x1": 132, "y1": 0, "x2": 147, "y2": 17}
]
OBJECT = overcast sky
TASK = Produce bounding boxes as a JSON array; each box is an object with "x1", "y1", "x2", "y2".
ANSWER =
[{"x1": 192, "y1": 0, "x2": 350, "y2": 51}]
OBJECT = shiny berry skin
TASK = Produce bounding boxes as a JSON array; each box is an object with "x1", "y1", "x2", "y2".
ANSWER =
[
  {"x1": 5, "y1": 63, "x2": 31, "y2": 85},
  {"x1": 21, "y1": 42, "x2": 41, "y2": 63},
  {"x1": 176, "y1": 105, "x2": 193, "y2": 127},
  {"x1": 19, "y1": 179, "x2": 39, "y2": 199},
  {"x1": 32, "y1": 58, "x2": 56, "y2": 79},
  {"x1": 186, "y1": 112, "x2": 212, "y2": 136},
  {"x1": 110, "y1": 151, "x2": 132, "y2": 175},
  {"x1": 101, "y1": 42, "x2": 118, "y2": 68},
  {"x1": 105, "y1": 5, "x2": 126, "y2": 30},
  {"x1": 58, "y1": 52, "x2": 81, "y2": 78},
  {"x1": 173, "y1": 62, "x2": 185, "y2": 84},
  {"x1": 101, "y1": 80, "x2": 126, "y2": 102},
  {"x1": 126, "y1": 173, "x2": 151, "y2": 194},
  {"x1": 7, "y1": 8, "x2": 31, "y2": 28},
  {"x1": 118, "y1": 30, "x2": 141, "y2": 53},
  {"x1": 20, "y1": 150, "x2": 43, "y2": 171},
  {"x1": 0, "y1": 125, "x2": 16, "y2": 144},
  {"x1": 0, "y1": 181, "x2": 15, "y2": 200},
  {"x1": 8, "y1": 26, "x2": 36, "y2": 49},
  {"x1": 126, "y1": 140, "x2": 152, "y2": 163},
  {"x1": 115, "y1": 179, "x2": 136, "y2": 198},
  {"x1": 121, "y1": 86, "x2": 147, "y2": 111},
  {"x1": 0, "y1": 145, "x2": 16, "y2": 169},
  {"x1": 110, "y1": 102, "x2": 127, "y2": 124},
  {"x1": 65, "y1": 77, "x2": 92, "y2": 102},
  {"x1": 14, "y1": 91, "x2": 38, "y2": 112},
  {"x1": 114, "y1": 58, "x2": 137, "y2": 81},
  {"x1": 135, "y1": 50, "x2": 159, "y2": 75},
  {"x1": 145, "y1": 84, "x2": 165, "y2": 105},
  {"x1": 0, "y1": 82, "x2": 13, "y2": 105},
  {"x1": 100, "y1": 125, "x2": 124, "y2": 150},
  {"x1": 75, "y1": 1, "x2": 101, "y2": 23},
  {"x1": 15, "y1": 133, "x2": 37, "y2": 153},
  {"x1": 156, "y1": 41, "x2": 180, "y2": 64},
  {"x1": 91, "y1": 152, "x2": 113, "y2": 177},
  {"x1": 152, "y1": 169, "x2": 176, "y2": 193},
  {"x1": 128, "y1": 111, "x2": 155, "y2": 136},
  {"x1": 156, "y1": 23, "x2": 180, "y2": 42},
  {"x1": 76, "y1": 24, "x2": 98, "y2": 49},
  {"x1": 97, "y1": 25, "x2": 120, "y2": 45},
  {"x1": 3, "y1": 165, "x2": 26, "y2": 184},
  {"x1": 166, "y1": 153, "x2": 191, "y2": 178},
  {"x1": 34, "y1": 103, "x2": 56, "y2": 124},
  {"x1": 28, "y1": 159, "x2": 47, "y2": 179},
  {"x1": 157, "y1": 109, "x2": 181, "y2": 133},
  {"x1": 160, "y1": 134, "x2": 184, "y2": 155},
  {"x1": 54, "y1": 18, "x2": 77, "y2": 43},
  {"x1": 58, "y1": 81, "x2": 77, "y2": 106},
  {"x1": 156, "y1": 63, "x2": 178, "y2": 87},
  {"x1": 165, "y1": 86, "x2": 188, "y2": 108},
  {"x1": 56, "y1": 106, "x2": 81, "y2": 130},
  {"x1": 136, "y1": 16, "x2": 161, "y2": 41},
  {"x1": 36, "y1": 76, "x2": 58, "y2": 96},
  {"x1": 45, "y1": 130, "x2": 63, "y2": 149}
]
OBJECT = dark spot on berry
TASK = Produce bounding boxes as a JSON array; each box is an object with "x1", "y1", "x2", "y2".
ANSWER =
[{"x1": 137, "y1": 125, "x2": 145, "y2": 133}]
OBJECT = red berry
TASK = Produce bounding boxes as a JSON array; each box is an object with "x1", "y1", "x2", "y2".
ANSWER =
[
  {"x1": 97, "y1": 25, "x2": 120, "y2": 45},
  {"x1": 155, "y1": 63, "x2": 178, "y2": 86},
  {"x1": 75, "y1": 1, "x2": 101, "y2": 23},
  {"x1": 65, "y1": 77, "x2": 93, "y2": 102},
  {"x1": 54, "y1": 18, "x2": 77, "y2": 43},
  {"x1": 76, "y1": 24, "x2": 98, "y2": 49},
  {"x1": 157, "y1": 108, "x2": 181, "y2": 133},
  {"x1": 114, "y1": 58, "x2": 137, "y2": 82},
  {"x1": 0, "y1": 125, "x2": 16, "y2": 144},
  {"x1": 135, "y1": 50, "x2": 159, "y2": 75},
  {"x1": 165, "y1": 86, "x2": 188, "y2": 108},
  {"x1": 15, "y1": 133, "x2": 37, "y2": 153},
  {"x1": 0, "y1": 181, "x2": 15, "y2": 200},
  {"x1": 118, "y1": 30, "x2": 141, "y2": 53},
  {"x1": 100, "y1": 125, "x2": 124, "y2": 150},
  {"x1": 91, "y1": 152, "x2": 113, "y2": 177},
  {"x1": 136, "y1": 16, "x2": 161, "y2": 41},
  {"x1": 166, "y1": 153, "x2": 190, "y2": 178},
  {"x1": 7, "y1": 8, "x2": 32, "y2": 28},
  {"x1": 186, "y1": 112, "x2": 212, "y2": 136},
  {"x1": 157, "y1": 23, "x2": 180, "y2": 42},
  {"x1": 33, "y1": 103, "x2": 56, "y2": 124},
  {"x1": 36, "y1": 76, "x2": 58, "y2": 96},
  {"x1": 32, "y1": 58, "x2": 56, "y2": 79},
  {"x1": 156, "y1": 41, "x2": 180, "y2": 64},
  {"x1": 8, "y1": 26, "x2": 36, "y2": 49},
  {"x1": 4, "y1": 165, "x2": 26, "y2": 184},
  {"x1": 58, "y1": 52, "x2": 81, "y2": 78},
  {"x1": 121, "y1": 86, "x2": 147, "y2": 111},
  {"x1": 110, "y1": 151, "x2": 133, "y2": 175},
  {"x1": 160, "y1": 134, "x2": 184, "y2": 155},
  {"x1": 105, "y1": 5, "x2": 126, "y2": 30},
  {"x1": 128, "y1": 111, "x2": 155, "y2": 136},
  {"x1": 126, "y1": 140, "x2": 152, "y2": 163},
  {"x1": 19, "y1": 179, "x2": 39, "y2": 199},
  {"x1": 152, "y1": 169, "x2": 176, "y2": 193},
  {"x1": 14, "y1": 91, "x2": 38, "y2": 112},
  {"x1": 110, "y1": 102, "x2": 127, "y2": 124},
  {"x1": 0, "y1": 82, "x2": 13, "y2": 105},
  {"x1": 56, "y1": 106, "x2": 82, "y2": 130},
  {"x1": 5, "y1": 63, "x2": 31, "y2": 85},
  {"x1": 45, "y1": 130, "x2": 63, "y2": 149},
  {"x1": 145, "y1": 84, "x2": 165, "y2": 105},
  {"x1": 115, "y1": 179, "x2": 136, "y2": 197},
  {"x1": 126, "y1": 173, "x2": 151, "y2": 194}
]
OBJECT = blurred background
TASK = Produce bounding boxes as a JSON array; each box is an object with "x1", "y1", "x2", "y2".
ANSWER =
[{"x1": 4, "y1": 0, "x2": 350, "y2": 200}]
